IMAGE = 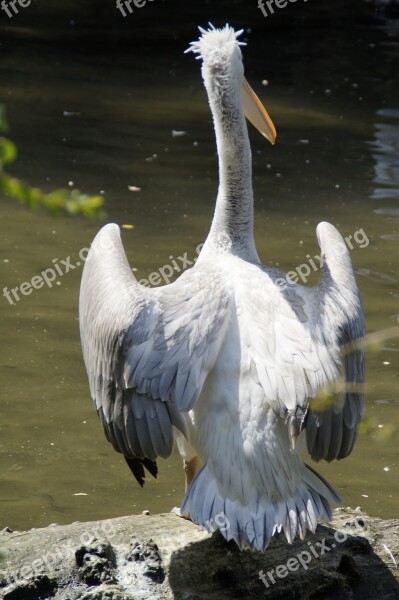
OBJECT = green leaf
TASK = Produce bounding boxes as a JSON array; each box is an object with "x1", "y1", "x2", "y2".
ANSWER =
[
  {"x1": 0, "y1": 137, "x2": 17, "y2": 165},
  {"x1": 0, "y1": 174, "x2": 40, "y2": 206},
  {"x1": 0, "y1": 106, "x2": 105, "y2": 218}
]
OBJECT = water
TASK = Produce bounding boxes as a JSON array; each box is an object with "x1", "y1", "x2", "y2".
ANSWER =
[{"x1": 0, "y1": 1, "x2": 398, "y2": 531}]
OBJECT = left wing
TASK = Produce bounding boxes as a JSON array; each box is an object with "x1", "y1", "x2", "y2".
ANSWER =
[{"x1": 79, "y1": 224, "x2": 231, "y2": 484}]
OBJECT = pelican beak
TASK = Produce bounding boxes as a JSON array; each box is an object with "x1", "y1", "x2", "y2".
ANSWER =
[{"x1": 241, "y1": 78, "x2": 277, "y2": 145}]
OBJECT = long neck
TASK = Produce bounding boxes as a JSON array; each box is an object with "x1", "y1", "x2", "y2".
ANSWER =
[{"x1": 202, "y1": 75, "x2": 259, "y2": 261}]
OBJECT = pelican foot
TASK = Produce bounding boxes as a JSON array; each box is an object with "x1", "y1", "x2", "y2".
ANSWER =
[{"x1": 171, "y1": 506, "x2": 192, "y2": 521}]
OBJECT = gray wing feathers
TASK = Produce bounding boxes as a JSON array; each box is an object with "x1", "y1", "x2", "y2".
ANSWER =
[
  {"x1": 98, "y1": 389, "x2": 184, "y2": 460},
  {"x1": 305, "y1": 318, "x2": 365, "y2": 462},
  {"x1": 247, "y1": 222, "x2": 364, "y2": 463},
  {"x1": 122, "y1": 277, "x2": 229, "y2": 411},
  {"x1": 304, "y1": 222, "x2": 365, "y2": 462},
  {"x1": 240, "y1": 270, "x2": 342, "y2": 421},
  {"x1": 80, "y1": 223, "x2": 229, "y2": 472}
]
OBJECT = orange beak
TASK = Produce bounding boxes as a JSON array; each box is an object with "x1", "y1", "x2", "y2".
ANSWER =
[{"x1": 241, "y1": 78, "x2": 277, "y2": 144}]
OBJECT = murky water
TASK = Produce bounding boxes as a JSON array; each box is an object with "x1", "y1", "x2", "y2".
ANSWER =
[{"x1": 0, "y1": 2, "x2": 398, "y2": 531}]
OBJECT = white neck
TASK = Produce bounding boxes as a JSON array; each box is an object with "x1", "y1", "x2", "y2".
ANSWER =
[{"x1": 200, "y1": 72, "x2": 259, "y2": 262}]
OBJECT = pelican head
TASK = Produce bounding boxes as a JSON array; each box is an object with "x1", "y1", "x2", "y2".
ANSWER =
[{"x1": 186, "y1": 24, "x2": 276, "y2": 144}]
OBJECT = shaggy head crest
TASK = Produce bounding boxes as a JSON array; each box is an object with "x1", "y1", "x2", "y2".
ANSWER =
[{"x1": 185, "y1": 24, "x2": 245, "y2": 64}]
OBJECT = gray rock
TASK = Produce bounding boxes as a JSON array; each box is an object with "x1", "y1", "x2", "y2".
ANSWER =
[{"x1": 0, "y1": 508, "x2": 398, "y2": 599}]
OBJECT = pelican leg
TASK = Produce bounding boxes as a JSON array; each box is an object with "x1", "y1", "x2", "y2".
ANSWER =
[
  {"x1": 173, "y1": 419, "x2": 198, "y2": 491},
  {"x1": 171, "y1": 457, "x2": 198, "y2": 520},
  {"x1": 172, "y1": 425, "x2": 198, "y2": 519},
  {"x1": 184, "y1": 456, "x2": 198, "y2": 491}
]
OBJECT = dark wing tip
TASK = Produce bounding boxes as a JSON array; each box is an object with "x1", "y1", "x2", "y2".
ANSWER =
[
  {"x1": 142, "y1": 457, "x2": 159, "y2": 479},
  {"x1": 124, "y1": 456, "x2": 158, "y2": 487}
]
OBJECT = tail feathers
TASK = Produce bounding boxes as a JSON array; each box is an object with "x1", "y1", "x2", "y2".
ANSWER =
[{"x1": 181, "y1": 463, "x2": 341, "y2": 551}]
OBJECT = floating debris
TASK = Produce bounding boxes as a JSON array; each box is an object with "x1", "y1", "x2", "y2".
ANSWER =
[
  {"x1": 122, "y1": 224, "x2": 135, "y2": 230},
  {"x1": 171, "y1": 130, "x2": 187, "y2": 137},
  {"x1": 128, "y1": 186, "x2": 141, "y2": 192}
]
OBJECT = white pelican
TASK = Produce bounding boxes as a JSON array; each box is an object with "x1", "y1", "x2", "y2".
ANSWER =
[{"x1": 79, "y1": 25, "x2": 365, "y2": 551}]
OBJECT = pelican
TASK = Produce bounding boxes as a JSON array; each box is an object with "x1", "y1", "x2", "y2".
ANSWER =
[{"x1": 79, "y1": 24, "x2": 365, "y2": 551}]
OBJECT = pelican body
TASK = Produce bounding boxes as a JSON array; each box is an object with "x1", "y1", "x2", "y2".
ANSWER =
[{"x1": 79, "y1": 25, "x2": 365, "y2": 551}]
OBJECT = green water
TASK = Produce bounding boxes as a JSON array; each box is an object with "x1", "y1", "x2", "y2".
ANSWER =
[{"x1": 0, "y1": 2, "x2": 398, "y2": 531}]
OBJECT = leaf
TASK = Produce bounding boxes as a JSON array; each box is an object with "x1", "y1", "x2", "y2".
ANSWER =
[
  {"x1": 0, "y1": 174, "x2": 41, "y2": 206},
  {"x1": 0, "y1": 173, "x2": 105, "y2": 218},
  {"x1": 0, "y1": 137, "x2": 17, "y2": 165},
  {"x1": 0, "y1": 106, "x2": 104, "y2": 218}
]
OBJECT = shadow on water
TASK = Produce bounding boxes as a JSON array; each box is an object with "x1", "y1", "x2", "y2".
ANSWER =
[{"x1": 0, "y1": 0, "x2": 398, "y2": 529}]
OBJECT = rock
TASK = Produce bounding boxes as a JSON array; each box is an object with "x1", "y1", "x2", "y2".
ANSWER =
[{"x1": 0, "y1": 508, "x2": 398, "y2": 599}]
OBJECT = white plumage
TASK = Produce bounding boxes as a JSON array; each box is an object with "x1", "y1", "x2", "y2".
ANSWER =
[{"x1": 79, "y1": 25, "x2": 365, "y2": 551}]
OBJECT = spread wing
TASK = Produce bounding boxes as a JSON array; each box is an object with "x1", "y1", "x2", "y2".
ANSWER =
[
  {"x1": 237, "y1": 221, "x2": 365, "y2": 463},
  {"x1": 304, "y1": 222, "x2": 365, "y2": 462},
  {"x1": 79, "y1": 223, "x2": 230, "y2": 484}
]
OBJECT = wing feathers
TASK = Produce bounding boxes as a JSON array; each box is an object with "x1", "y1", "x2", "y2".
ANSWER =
[
  {"x1": 304, "y1": 222, "x2": 365, "y2": 462},
  {"x1": 235, "y1": 223, "x2": 364, "y2": 464},
  {"x1": 80, "y1": 224, "x2": 230, "y2": 482},
  {"x1": 81, "y1": 220, "x2": 364, "y2": 492}
]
